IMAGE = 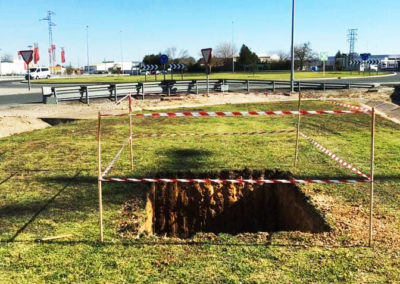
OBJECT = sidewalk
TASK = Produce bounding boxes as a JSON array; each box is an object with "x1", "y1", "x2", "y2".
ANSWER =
[{"x1": 364, "y1": 100, "x2": 400, "y2": 123}]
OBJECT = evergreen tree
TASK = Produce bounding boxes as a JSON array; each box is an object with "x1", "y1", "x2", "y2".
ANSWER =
[{"x1": 237, "y1": 44, "x2": 259, "y2": 70}]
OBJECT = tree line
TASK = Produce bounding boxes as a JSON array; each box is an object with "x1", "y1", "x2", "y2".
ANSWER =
[{"x1": 142, "y1": 42, "x2": 319, "y2": 72}]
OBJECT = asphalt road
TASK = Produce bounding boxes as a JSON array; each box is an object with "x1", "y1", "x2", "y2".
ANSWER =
[
  {"x1": 311, "y1": 72, "x2": 400, "y2": 84},
  {"x1": 1, "y1": 73, "x2": 399, "y2": 105},
  {"x1": 0, "y1": 81, "x2": 43, "y2": 105}
]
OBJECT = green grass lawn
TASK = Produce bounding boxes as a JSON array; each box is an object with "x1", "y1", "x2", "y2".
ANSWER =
[
  {"x1": 0, "y1": 100, "x2": 399, "y2": 282},
  {"x1": 35, "y1": 70, "x2": 391, "y2": 84}
]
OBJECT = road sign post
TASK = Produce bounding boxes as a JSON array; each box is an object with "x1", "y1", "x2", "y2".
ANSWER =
[
  {"x1": 360, "y1": 53, "x2": 371, "y2": 77},
  {"x1": 201, "y1": 48, "x2": 212, "y2": 95},
  {"x1": 160, "y1": 55, "x2": 169, "y2": 81},
  {"x1": 319, "y1": 52, "x2": 328, "y2": 77},
  {"x1": 19, "y1": 50, "x2": 34, "y2": 90}
]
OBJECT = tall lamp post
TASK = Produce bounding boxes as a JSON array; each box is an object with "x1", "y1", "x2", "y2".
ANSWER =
[
  {"x1": 290, "y1": 0, "x2": 295, "y2": 92},
  {"x1": 0, "y1": 48, "x2": 2, "y2": 78},
  {"x1": 86, "y1": 25, "x2": 90, "y2": 74},
  {"x1": 232, "y1": 21, "x2": 235, "y2": 73}
]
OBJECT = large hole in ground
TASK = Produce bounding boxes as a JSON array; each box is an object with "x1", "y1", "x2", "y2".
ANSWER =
[{"x1": 143, "y1": 169, "x2": 330, "y2": 238}]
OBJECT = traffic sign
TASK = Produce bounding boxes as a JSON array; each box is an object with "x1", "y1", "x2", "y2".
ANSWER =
[
  {"x1": 142, "y1": 64, "x2": 158, "y2": 71},
  {"x1": 319, "y1": 52, "x2": 328, "y2": 62},
  {"x1": 19, "y1": 50, "x2": 33, "y2": 64},
  {"x1": 201, "y1": 48, "x2": 212, "y2": 65},
  {"x1": 160, "y1": 54, "x2": 169, "y2": 65},
  {"x1": 169, "y1": 63, "x2": 185, "y2": 70},
  {"x1": 367, "y1": 59, "x2": 379, "y2": 65},
  {"x1": 360, "y1": 53, "x2": 371, "y2": 61},
  {"x1": 350, "y1": 59, "x2": 362, "y2": 65}
]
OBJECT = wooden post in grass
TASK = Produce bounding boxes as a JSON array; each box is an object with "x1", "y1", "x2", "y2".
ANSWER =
[
  {"x1": 97, "y1": 112, "x2": 104, "y2": 242},
  {"x1": 294, "y1": 92, "x2": 302, "y2": 167},
  {"x1": 129, "y1": 94, "x2": 134, "y2": 170},
  {"x1": 369, "y1": 107, "x2": 376, "y2": 247}
]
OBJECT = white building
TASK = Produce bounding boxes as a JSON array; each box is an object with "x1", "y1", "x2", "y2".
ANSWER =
[
  {"x1": 84, "y1": 61, "x2": 136, "y2": 74},
  {"x1": 0, "y1": 57, "x2": 27, "y2": 75},
  {"x1": 258, "y1": 54, "x2": 280, "y2": 63},
  {"x1": 326, "y1": 54, "x2": 400, "y2": 70}
]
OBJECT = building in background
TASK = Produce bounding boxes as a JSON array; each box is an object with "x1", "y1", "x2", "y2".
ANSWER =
[
  {"x1": 258, "y1": 54, "x2": 280, "y2": 63},
  {"x1": 326, "y1": 54, "x2": 400, "y2": 71},
  {"x1": 0, "y1": 56, "x2": 27, "y2": 75},
  {"x1": 84, "y1": 61, "x2": 136, "y2": 74}
]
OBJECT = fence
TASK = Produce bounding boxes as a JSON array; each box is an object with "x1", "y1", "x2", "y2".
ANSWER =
[
  {"x1": 96, "y1": 94, "x2": 376, "y2": 246},
  {"x1": 41, "y1": 79, "x2": 378, "y2": 104}
]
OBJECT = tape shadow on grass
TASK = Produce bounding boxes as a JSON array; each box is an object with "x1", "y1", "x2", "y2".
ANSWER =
[
  {"x1": 0, "y1": 173, "x2": 16, "y2": 186},
  {"x1": 2, "y1": 238, "x2": 372, "y2": 249},
  {"x1": 8, "y1": 170, "x2": 82, "y2": 242}
]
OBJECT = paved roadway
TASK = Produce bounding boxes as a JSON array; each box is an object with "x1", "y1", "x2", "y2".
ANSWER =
[
  {"x1": 1, "y1": 73, "x2": 399, "y2": 105},
  {"x1": 0, "y1": 81, "x2": 43, "y2": 105}
]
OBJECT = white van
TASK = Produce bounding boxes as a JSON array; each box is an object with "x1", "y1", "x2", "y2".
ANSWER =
[{"x1": 25, "y1": 67, "x2": 51, "y2": 80}]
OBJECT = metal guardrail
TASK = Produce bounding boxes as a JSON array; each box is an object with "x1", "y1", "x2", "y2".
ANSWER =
[{"x1": 41, "y1": 79, "x2": 378, "y2": 104}]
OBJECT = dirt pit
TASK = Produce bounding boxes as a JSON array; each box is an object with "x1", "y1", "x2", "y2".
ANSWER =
[{"x1": 132, "y1": 169, "x2": 330, "y2": 238}]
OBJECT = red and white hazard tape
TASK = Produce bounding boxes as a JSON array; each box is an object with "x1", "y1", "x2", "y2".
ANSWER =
[
  {"x1": 115, "y1": 94, "x2": 131, "y2": 105},
  {"x1": 100, "y1": 177, "x2": 369, "y2": 184},
  {"x1": 100, "y1": 109, "x2": 369, "y2": 118},
  {"x1": 300, "y1": 132, "x2": 370, "y2": 180},
  {"x1": 328, "y1": 101, "x2": 371, "y2": 112},
  {"x1": 131, "y1": 129, "x2": 295, "y2": 138},
  {"x1": 101, "y1": 138, "x2": 130, "y2": 177}
]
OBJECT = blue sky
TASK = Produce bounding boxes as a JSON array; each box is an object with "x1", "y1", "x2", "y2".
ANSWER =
[{"x1": 1, "y1": 0, "x2": 399, "y2": 66}]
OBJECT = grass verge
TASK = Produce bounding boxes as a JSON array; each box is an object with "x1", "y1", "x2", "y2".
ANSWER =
[
  {"x1": 0, "y1": 100, "x2": 399, "y2": 282},
  {"x1": 35, "y1": 70, "x2": 391, "y2": 84}
]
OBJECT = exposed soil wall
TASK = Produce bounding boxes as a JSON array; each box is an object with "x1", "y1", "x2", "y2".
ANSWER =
[{"x1": 143, "y1": 169, "x2": 330, "y2": 238}]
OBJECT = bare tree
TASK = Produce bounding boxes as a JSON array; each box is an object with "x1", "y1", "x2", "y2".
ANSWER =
[
  {"x1": 215, "y1": 42, "x2": 237, "y2": 59},
  {"x1": 276, "y1": 50, "x2": 290, "y2": 61},
  {"x1": 178, "y1": 49, "x2": 189, "y2": 59},
  {"x1": 165, "y1": 47, "x2": 177, "y2": 59},
  {"x1": 294, "y1": 42, "x2": 317, "y2": 70}
]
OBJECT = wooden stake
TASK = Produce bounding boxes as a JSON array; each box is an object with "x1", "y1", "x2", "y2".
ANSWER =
[
  {"x1": 369, "y1": 107, "x2": 375, "y2": 247},
  {"x1": 97, "y1": 112, "x2": 104, "y2": 242},
  {"x1": 35, "y1": 234, "x2": 73, "y2": 242},
  {"x1": 129, "y1": 94, "x2": 134, "y2": 170},
  {"x1": 294, "y1": 92, "x2": 302, "y2": 167}
]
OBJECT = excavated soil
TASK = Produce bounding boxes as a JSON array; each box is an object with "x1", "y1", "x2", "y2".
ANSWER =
[{"x1": 132, "y1": 169, "x2": 330, "y2": 238}]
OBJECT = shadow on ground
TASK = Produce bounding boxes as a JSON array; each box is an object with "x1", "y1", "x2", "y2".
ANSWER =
[{"x1": 390, "y1": 86, "x2": 400, "y2": 105}]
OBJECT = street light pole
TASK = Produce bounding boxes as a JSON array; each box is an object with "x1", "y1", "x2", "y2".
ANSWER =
[
  {"x1": 232, "y1": 21, "x2": 235, "y2": 73},
  {"x1": 86, "y1": 25, "x2": 90, "y2": 74},
  {"x1": 290, "y1": 0, "x2": 295, "y2": 92},
  {"x1": 0, "y1": 48, "x2": 2, "y2": 78},
  {"x1": 120, "y1": 30, "x2": 123, "y2": 63},
  {"x1": 27, "y1": 45, "x2": 33, "y2": 91}
]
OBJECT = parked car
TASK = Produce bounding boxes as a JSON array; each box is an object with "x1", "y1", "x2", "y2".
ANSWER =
[{"x1": 25, "y1": 67, "x2": 51, "y2": 80}]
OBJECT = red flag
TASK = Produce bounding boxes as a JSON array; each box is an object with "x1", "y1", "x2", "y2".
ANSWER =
[
  {"x1": 34, "y1": 43, "x2": 40, "y2": 64},
  {"x1": 61, "y1": 47, "x2": 65, "y2": 63}
]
